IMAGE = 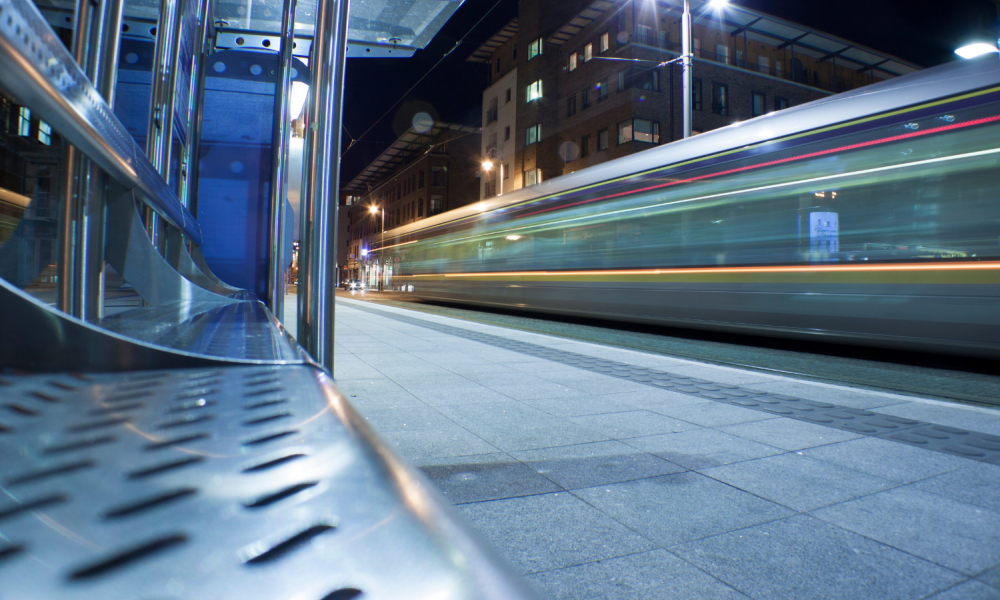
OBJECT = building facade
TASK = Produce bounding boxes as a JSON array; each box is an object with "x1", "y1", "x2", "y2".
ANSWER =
[
  {"x1": 341, "y1": 122, "x2": 481, "y2": 283},
  {"x1": 468, "y1": 0, "x2": 920, "y2": 198}
]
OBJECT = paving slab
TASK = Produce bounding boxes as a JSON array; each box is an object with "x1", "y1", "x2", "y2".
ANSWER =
[
  {"x1": 457, "y1": 492, "x2": 656, "y2": 574},
  {"x1": 719, "y1": 417, "x2": 863, "y2": 451},
  {"x1": 511, "y1": 440, "x2": 685, "y2": 489},
  {"x1": 417, "y1": 453, "x2": 561, "y2": 504},
  {"x1": 671, "y1": 514, "x2": 963, "y2": 600},
  {"x1": 572, "y1": 472, "x2": 794, "y2": 546},
  {"x1": 925, "y1": 580, "x2": 1000, "y2": 600},
  {"x1": 624, "y1": 428, "x2": 784, "y2": 470},
  {"x1": 801, "y1": 436, "x2": 975, "y2": 483},
  {"x1": 525, "y1": 549, "x2": 748, "y2": 600},
  {"x1": 813, "y1": 486, "x2": 1000, "y2": 575},
  {"x1": 700, "y1": 452, "x2": 896, "y2": 511},
  {"x1": 568, "y1": 410, "x2": 700, "y2": 439}
]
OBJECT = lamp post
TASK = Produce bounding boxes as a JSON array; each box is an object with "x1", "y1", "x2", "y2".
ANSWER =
[
  {"x1": 369, "y1": 204, "x2": 384, "y2": 291},
  {"x1": 682, "y1": 0, "x2": 728, "y2": 139}
]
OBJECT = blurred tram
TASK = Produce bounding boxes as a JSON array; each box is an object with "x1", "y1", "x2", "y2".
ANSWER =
[{"x1": 375, "y1": 57, "x2": 1000, "y2": 358}]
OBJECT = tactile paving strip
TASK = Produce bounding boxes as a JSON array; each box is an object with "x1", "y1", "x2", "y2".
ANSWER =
[
  {"x1": 349, "y1": 303, "x2": 1000, "y2": 465},
  {"x1": 0, "y1": 367, "x2": 531, "y2": 599}
]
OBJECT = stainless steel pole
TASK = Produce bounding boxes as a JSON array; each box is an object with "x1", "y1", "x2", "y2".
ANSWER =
[
  {"x1": 184, "y1": 0, "x2": 213, "y2": 215},
  {"x1": 145, "y1": 0, "x2": 179, "y2": 250},
  {"x1": 681, "y1": 0, "x2": 692, "y2": 139},
  {"x1": 74, "y1": 0, "x2": 126, "y2": 320},
  {"x1": 267, "y1": 0, "x2": 298, "y2": 316},
  {"x1": 297, "y1": 0, "x2": 350, "y2": 370},
  {"x1": 57, "y1": 0, "x2": 96, "y2": 315}
]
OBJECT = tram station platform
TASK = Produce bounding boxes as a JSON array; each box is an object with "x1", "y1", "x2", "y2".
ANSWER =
[{"x1": 329, "y1": 295, "x2": 1000, "y2": 600}]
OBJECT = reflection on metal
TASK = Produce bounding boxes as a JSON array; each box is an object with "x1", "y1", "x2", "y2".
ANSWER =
[
  {"x1": 266, "y1": 0, "x2": 298, "y2": 318},
  {"x1": 0, "y1": 366, "x2": 534, "y2": 597},
  {"x1": 164, "y1": 226, "x2": 243, "y2": 296},
  {"x1": 297, "y1": 0, "x2": 349, "y2": 370},
  {"x1": 0, "y1": 279, "x2": 267, "y2": 370},
  {"x1": 0, "y1": 0, "x2": 202, "y2": 244},
  {"x1": 105, "y1": 185, "x2": 236, "y2": 306},
  {"x1": 98, "y1": 298, "x2": 302, "y2": 359}
]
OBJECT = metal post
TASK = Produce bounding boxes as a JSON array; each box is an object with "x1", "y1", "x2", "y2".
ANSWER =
[
  {"x1": 681, "y1": 0, "x2": 692, "y2": 138},
  {"x1": 73, "y1": 0, "x2": 126, "y2": 320},
  {"x1": 267, "y1": 0, "x2": 298, "y2": 316},
  {"x1": 58, "y1": 0, "x2": 98, "y2": 314},
  {"x1": 145, "y1": 0, "x2": 179, "y2": 250},
  {"x1": 297, "y1": 0, "x2": 350, "y2": 370},
  {"x1": 379, "y1": 208, "x2": 384, "y2": 292},
  {"x1": 184, "y1": 0, "x2": 213, "y2": 215}
]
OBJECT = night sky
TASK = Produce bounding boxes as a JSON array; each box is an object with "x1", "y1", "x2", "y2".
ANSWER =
[{"x1": 339, "y1": 0, "x2": 999, "y2": 185}]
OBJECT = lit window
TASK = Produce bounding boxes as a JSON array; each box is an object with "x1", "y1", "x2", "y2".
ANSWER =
[
  {"x1": 618, "y1": 119, "x2": 659, "y2": 144},
  {"x1": 569, "y1": 52, "x2": 577, "y2": 71},
  {"x1": 600, "y1": 32, "x2": 609, "y2": 52},
  {"x1": 18, "y1": 107, "x2": 30, "y2": 137},
  {"x1": 526, "y1": 80, "x2": 543, "y2": 102},
  {"x1": 584, "y1": 43, "x2": 593, "y2": 62},
  {"x1": 524, "y1": 168, "x2": 542, "y2": 187},
  {"x1": 526, "y1": 124, "x2": 541, "y2": 146},
  {"x1": 528, "y1": 38, "x2": 543, "y2": 61},
  {"x1": 37, "y1": 120, "x2": 51, "y2": 145},
  {"x1": 752, "y1": 92, "x2": 765, "y2": 117}
]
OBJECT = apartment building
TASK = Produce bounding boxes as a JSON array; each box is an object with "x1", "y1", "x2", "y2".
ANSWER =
[
  {"x1": 467, "y1": 0, "x2": 921, "y2": 196},
  {"x1": 341, "y1": 122, "x2": 481, "y2": 281}
]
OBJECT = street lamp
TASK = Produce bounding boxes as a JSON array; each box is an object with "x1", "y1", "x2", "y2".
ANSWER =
[
  {"x1": 955, "y1": 42, "x2": 999, "y2": 59},
  {"x1": 682, "y1": 0, "x2": 728, "y2": 138},
  {"x1": 369, "y1": 204, "x2": 384, "y2": 291},
  {"x1": 482, "y1": 161, "x2": 493, "y2": 198}
]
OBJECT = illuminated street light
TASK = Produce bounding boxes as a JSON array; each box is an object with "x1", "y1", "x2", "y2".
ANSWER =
[
  {"x1": 369, "y1": 205, "x2": 378, "y2": 214},
  {"x1": 709, "y1": 0, "x2": 728, "y2": 6},
  {"x1": 955, "y1": 42, "x2": 999, "y2": 59},
  {"x1": 482, "y1": 161, "x2": 493, "y2": 170}
]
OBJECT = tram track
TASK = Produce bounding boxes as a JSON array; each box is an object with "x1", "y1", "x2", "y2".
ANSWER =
[{"x1": 339, "y1": 291, "x2": 1000, "y2": 409}]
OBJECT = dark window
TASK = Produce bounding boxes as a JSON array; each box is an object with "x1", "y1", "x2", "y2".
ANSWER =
[
  {"x1": 712, "y1": 82, "x2": 729, "y2": 116},
  {"x1": 581, "y1": 88, "x2": 591, "y2": 109},
  {"x1": 618, "y1": 69, "x2": 631, "y2": 92},
  {"x1": 504, "y1": 125, "x2": 510, "y2": 141},
  {"x1": 418, "y1": 171, "x2": 424, "y2": 188},
  {"x1": 567, "y1": 94, "x2": 576, "y2": 117},
  {"x1": 598, "y1": 128, "x2": 608, "y2": 150},
  {"x1": 752, "y1": 92, "x2": 765, "y2": 117},
  {"x1": 505, "y1": 88, "x2": 511, "y2": 103},
  {"x1": 692, "y1": 78, "x2": 702, "y2": 111},
  {"x1": 495, "y1": 57, "x2": 500, "y2": 73},
  {"x1": 580, "y1": 134, "x2": 591, "y2": 158},
  {"x1": 618, "y1": 119, "x2": 659, "y2": 144},
  {"x1": 503, "y1": 163, "x2": 509, "y2": 178},
  {"x1": 774, "y1": 97, "x2": 789, "y2": 111},
  {"x1": 634, "y1": 69, "x2": 658, "y2": 91},
  {"x1": 418, "y1": 198, "x2": 424, "y2": 217},
  {"x1": 512, "y1": 46, "x2": 517, "y2": 61},
  {"x1": 431, "y1": 167, "x2": 445, "y2": 187},
  {"x1": 598, "y1": 81, "x2": 608, "y2": 101}
]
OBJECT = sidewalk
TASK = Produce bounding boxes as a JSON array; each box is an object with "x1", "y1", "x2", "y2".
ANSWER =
[{"x1": 333, "y1": 296, "x2": 1000, "y2": 600}]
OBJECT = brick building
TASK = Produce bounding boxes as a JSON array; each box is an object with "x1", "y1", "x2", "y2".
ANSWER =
[
  {"x1": 341, "y1": 122, "x2": 481, "y2": 282},
  {"x1": 468, "y1": 0, "x2": 921, "y2": 198}
]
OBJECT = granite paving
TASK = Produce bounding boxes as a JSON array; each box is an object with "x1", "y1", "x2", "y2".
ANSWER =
[{"x1": 332, "y1": 297, "x2": 1000, "y2": 599}]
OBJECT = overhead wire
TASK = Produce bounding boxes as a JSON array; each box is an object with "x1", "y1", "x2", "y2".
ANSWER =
[{"x1": 341, "y1": 0, "x2": 510, "y2": 158}]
